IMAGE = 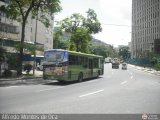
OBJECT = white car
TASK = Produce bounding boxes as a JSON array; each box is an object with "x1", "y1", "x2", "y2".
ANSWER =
[{"x1": 122, "y1": 63, "x2": 127, "y2": 70}]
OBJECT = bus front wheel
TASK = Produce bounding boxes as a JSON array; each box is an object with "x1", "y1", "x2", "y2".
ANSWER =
[{"x1": 78, "y1": 73, "x2": 83, "y2": 82}]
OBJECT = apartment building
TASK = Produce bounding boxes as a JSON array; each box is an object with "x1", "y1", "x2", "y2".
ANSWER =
[
  {"x1": 24, "y1": 15, "x2": 54, "y2": 55},
  {"x1": 0, "y1": 0, "x2": 20, "y2": 53},
  {"x1": 0, "y1": 0, "x2": 54, "y2": 55},
  {"x1": 131, "y1": 0, "x2": 160, "y2": 58}
]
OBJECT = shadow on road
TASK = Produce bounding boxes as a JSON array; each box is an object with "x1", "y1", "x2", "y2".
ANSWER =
[
  {"x1": 0, "y1": 77, "x2": 103, "y2": 87},
  {"x1": 43, "y1": 77, "x2": 103, "y2": 86},
  {"x1": 43, "y1": 81, "x2": 76, "y2": 86}
]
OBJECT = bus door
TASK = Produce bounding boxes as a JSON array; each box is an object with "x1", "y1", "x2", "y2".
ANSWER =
[{"x1": 89, "y1": 59, "x2": 93, "y2": 77}]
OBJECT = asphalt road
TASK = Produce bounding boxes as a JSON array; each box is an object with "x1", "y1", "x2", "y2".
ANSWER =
[{"x1": 0, "y1": 63, "x2": 160, "y2": 114}]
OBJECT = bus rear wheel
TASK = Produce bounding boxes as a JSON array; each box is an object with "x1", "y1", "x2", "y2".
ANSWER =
[{"x1": 78, "y1": 73, "x2": 83, "y2": 82}]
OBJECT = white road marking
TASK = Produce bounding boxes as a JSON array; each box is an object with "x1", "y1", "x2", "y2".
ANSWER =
[
  {"x1": 79, "y1": 89, "x2": 104, "y2": 98},
  {"x1": 6, "y1": 86, "x2": 19, "y2": 88},
  {"x1": 130, "y1": 76, "x2": 133, "y2": 79},
  {"x1": 120, "y1": 81, "x2": 128, "y2": 85},
  {"x1": 36, "y1": 87, "x2": 64, "y2": 92}
]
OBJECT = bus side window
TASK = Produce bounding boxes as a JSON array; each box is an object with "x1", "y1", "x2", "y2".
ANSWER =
[
  {"x1": 93, "y1": 58, "x2": 98, "y2": 68},
  {"x1": 69, "y1": 55, "x2": 74, "y2": 65},
  {"x1": 69, "y1": 55, "x2": 79, "y2": 65},
  {"x1": 78, "y1": 56, "x2": 82, "y2": 65},
  {"x1": 75, "y1": 56, "x2": 78, "y2": 65},
  {"x1": 89, "y1": 59, "x2": 92, "y2": 69},
  {"x1": 69, "y1": 55, "x2": 72, "y2": 65},
  {"x1": 82, "y1": 57, "x2": 88, "y2": 68}
]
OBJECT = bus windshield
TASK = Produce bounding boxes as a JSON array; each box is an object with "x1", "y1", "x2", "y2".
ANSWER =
[{"x1": 44, "y1": 50, "x2": 68, "y2": 63}]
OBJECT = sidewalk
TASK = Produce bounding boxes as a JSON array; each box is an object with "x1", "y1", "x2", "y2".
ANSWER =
[
  {"x1": 129, "y1": 64, "x2": 160, "y2": 76},
  {"x1": 0, "y1": 70, "x2": 43, "y2": 81},
  {"x1": 0, "y1": 70, "x2": 53, "y2": 87}
]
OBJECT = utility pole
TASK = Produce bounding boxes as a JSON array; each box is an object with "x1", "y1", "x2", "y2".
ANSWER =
[{"x1": 33, "y1": 9, "x2": 38, "y2": 75}]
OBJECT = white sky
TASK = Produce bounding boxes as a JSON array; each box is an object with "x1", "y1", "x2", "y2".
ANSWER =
[{"x1": 55, "y1": 0, "x2": 132, "y2": 47}]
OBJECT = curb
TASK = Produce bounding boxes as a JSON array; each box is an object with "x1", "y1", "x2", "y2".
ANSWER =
[
  {"x1": 0, "y1": 76, "x2": 43, "y2": 82},
  {"x1": 129, "y1": 64, "x2": 160, "y2": 76},
  {"x1": 143, "y1": 70, "x2": 160, "y2": 76},
  {"x1": 0, "y1": 79, "x2": 54, "y2": 87}
]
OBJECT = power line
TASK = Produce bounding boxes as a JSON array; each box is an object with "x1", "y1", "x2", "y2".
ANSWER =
[
  {"x1": 101, "y1": 23, "x2": 131, "y2": 27},
  {"x1": 101, "y1": 23, "x2": 160, "y2": 29}
]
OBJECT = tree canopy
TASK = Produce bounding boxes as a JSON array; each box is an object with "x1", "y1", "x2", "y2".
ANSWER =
[
  {"x1": 119, "y1": 46, "x2": 131, "y2": 60},
  {"x1": 1, "y1": 0, "x2": 62, "y2": 75},
  {"x1": 90, "y1": 44, "x2": 119, "y2": 58},
  {"x1": 84, "y1": 8, "x2": 102, "y2": 34},
  {"x1": 53, "y1": 28, "x2": 69, "y2": 49},
  {"x1": 69, "y1": 27, "x2": 92, "y2": 53},
  {"x1": 57, "y1": 9, "x2": 102, "y2": 53}
]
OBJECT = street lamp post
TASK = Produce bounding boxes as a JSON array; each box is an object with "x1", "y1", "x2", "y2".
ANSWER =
[
  {"x1": 33, "y1": 9, "x2": 38, "y2": 75},
  {"x1": 32, "y1": 1, "x2": 52, "y2": 75}
]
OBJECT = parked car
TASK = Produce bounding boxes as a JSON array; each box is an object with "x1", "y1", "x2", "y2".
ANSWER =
[{"x1": 122, "y1": 63, "x2": 127, "y2": 70}]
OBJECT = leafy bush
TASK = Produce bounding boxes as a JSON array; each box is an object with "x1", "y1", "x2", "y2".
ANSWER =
[
  {"x1": 24, "y1": 64, "x2": 32, "y2": 74},
  {"x1": 154, "y1": 63, "x2": 160, "y2": 71},
  {"x1": 3, "y1": 69, "x2": 12, "y2": 77}
]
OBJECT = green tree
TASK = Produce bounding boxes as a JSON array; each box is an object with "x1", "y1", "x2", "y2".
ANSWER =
[
  {"x1": 58, "y1": 8, "x2": 102, "y2": 53},
  {"x1": 53, "y1": 28, "x2": 62, "y2": 49},
  {"x1": 91, "y1": 45, "x2": 109, "y2": 58},
  {"x1": 53, "y1": 28, "x2": 69, "y2": 49},
  {"x1": 150, "y1": 53, "x2": 160, "y2": 70},
  {"x1": 70, "y1": 28, "x2": 92, "y2": 53},
  {"x1": 60, "y1": 13, "x2": 85, "y2": 32},
  {"x1": 6, "y1": 53, "x2": 18, "y2": 70},
  {"x1": 1, "y1": 0, "x2": 62, "y2": 75},
  {"x1": 84, "y1": 8, "x2": 102, "y2": 34},
  {"x1": 15, "y1": 42, "x2": 35, "y2": 55},
  {"x1": 119, "y1": 46, "x2": 131, "y2": 60},
  {"x1": 90, "y1": 44, "x2": 118, "y2": 58}
]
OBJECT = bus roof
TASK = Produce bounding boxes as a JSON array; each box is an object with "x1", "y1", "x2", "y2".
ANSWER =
[
  {"x1": 44, "y1": 49, "x2": 103, "y2": 58},
  {"x1": 69, "y1": 51, "x2": 103, "y2": 58},
  {"x1": 44, "y1": 49, "x2": 68, "y2": 52}
]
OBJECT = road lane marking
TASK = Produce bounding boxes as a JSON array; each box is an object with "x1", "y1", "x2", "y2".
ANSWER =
[
  {"x1": 79, "y1": 89, "x2": 104, "y2": 98},
  {"x1": 6, "y1": 86, "x2": 19, "y2": 88},
  {"x1": 120, "y1": 81, "x2": 128, "y2": 85},
  {"x1": 36, "y1": 87, "x2": 64, "y2": 92}
]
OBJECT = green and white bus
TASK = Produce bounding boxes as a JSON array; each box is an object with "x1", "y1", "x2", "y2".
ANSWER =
[{"x1": 43, "y1": 49, "x2": 104, "y2": 82}]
